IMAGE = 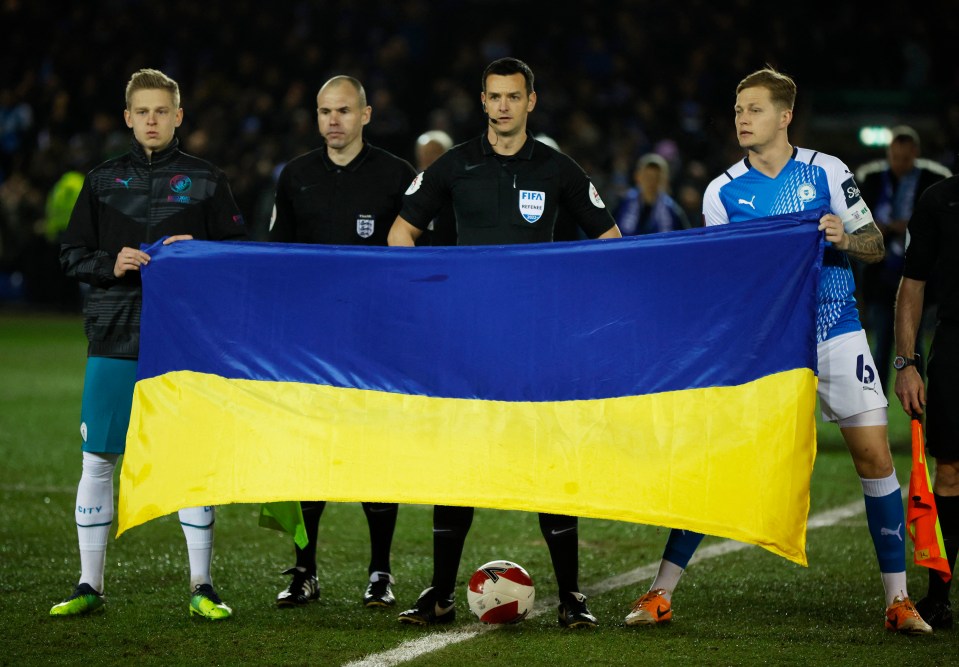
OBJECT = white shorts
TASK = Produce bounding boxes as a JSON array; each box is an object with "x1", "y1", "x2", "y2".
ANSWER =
[{"x1": 817, "y1": 329, "x2": 889, "y2": 423}]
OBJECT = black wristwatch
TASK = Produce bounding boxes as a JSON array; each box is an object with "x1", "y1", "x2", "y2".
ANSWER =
[{"x1": 893, "y1": 355, "x2": 918, "y2": 371}]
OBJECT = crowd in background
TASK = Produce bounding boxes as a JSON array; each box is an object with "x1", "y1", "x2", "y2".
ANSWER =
[{"x1": 2, "y1": 0, "x2": 958, "y2": 309}]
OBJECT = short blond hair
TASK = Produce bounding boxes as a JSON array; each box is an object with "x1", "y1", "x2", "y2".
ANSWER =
[
  {"x1": 736, "y1": 67, "x2": 796, "y2": 110},
  {"x1": 125, "y1": 68, "x2": 180, "y2": 110}
]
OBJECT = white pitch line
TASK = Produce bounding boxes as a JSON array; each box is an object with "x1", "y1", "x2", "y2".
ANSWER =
[
  {"x1": 342, "y1": 497, "x2": 866, "y2": 667},
  {"x1": 0, "y1": 483, "x2": 75, "y2": 494},
  {"x1": 341, "y1": 628, "x2": 491, "y2": 667}
]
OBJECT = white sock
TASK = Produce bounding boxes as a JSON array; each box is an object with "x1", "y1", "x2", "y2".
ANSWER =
[
  {"x1": 859, "y1": 471, "x2": 900, "y2": 497},
  {"x1": 76, "y1": 452, "x2": 119, "y2": 593},
  {"x1": 179, "y1": 506, "x2": 215, "y2": 589},
  {"x1": 881, "y1": 572, "x2": 909, "y2": 607},
  {"x1": 650, "y1": 560, "x2": 685, "y2": 600}
]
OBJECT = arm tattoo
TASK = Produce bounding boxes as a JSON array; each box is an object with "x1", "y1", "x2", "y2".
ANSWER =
[{"x1": 842, "y1": 223, "x2": 885, "y2": 264}]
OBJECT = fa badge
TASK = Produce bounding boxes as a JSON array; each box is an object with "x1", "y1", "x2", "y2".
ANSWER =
[
  {"x1": 518, "y1": 190, "x2": 545, "y2": 223},
  {"x1": 356, "y1": 214, "x2": 375, "y2": 238}
]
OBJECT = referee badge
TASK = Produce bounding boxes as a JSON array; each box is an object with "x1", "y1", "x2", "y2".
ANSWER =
[
  {"x1": 356, "y1": 214, "x2": 375, "y2": 238},
  {"x1": 405, "y1": 172, "x2": 424, "y2": 195},
  {"x1": 588, "y1": 182, "x2": 606, "y2": 208},
  {"x1": 518, "y1": 190, "x2": 546, "y2": 223}
]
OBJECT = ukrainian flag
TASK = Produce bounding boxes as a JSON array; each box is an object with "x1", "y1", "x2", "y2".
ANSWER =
[{"x1": 119, "y1": 214, "x2": 822, "y2": 564}]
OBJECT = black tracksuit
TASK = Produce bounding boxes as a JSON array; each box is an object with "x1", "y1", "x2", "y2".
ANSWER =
[{"x1": 60, "y1": 137, "x2": 246, "y2": 358}]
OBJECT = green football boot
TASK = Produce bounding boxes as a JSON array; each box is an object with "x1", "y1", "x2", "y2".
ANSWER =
[
  {"x1": 190, "y1": 584, "x2": 232, "y2": 620},
  {"x1": 50, "y1": 583, "x2": 105, "y2": 616}
]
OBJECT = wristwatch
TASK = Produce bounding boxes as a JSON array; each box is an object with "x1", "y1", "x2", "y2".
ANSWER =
[{"x1": 893, "y1": 355, "x2": 918, "y2": 371}]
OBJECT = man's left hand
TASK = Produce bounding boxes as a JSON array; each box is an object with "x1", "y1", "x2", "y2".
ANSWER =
[{"x1": 818, "y1": 214, "x2": 847, "y2": 250}]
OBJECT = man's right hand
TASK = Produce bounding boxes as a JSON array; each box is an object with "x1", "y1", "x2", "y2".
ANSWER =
[{"x1": 114, "y1": 246, "x2": 151, "y2": 277}]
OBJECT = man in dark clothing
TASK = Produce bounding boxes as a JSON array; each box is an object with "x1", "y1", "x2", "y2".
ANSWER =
[
  {"x1": 389, "y1": 57, "x2": 620, "y2": 629},
  {"x1": 52, "y1": 68, "x2": 246, "y2": 620},
  {"x1": 270, "y1": 75, "x2": 417, "y2": 610},
  {"x1": 858, "y1": 126, "x2": 951, "y2": 393},
  {"x1": 895, "y1": 174, "x2": 959, "y2": 630}
]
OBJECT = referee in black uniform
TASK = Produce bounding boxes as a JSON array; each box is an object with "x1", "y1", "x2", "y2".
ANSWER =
[
  {"x1": 895, "y1": 173, "x2": 959, "y2": 629},
  {"x1": 270, "y1": 75, "x2": 416, "y2": 609},
  {"x1": 389, "y1": 57, "x2": 621, "y2": 629}
]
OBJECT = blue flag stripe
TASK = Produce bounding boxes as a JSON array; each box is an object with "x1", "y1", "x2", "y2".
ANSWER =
[{"x1": 137, "y1": 214, "x2": 821, "y2": 402}]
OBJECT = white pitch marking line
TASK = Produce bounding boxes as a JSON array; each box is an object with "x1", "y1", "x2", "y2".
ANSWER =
[
  {"x1": 342, "y1": 498, "x2": 866, "y2": 667},
  {"x1": 0, "y1": 483, "x2": 76, "y2": 494}
]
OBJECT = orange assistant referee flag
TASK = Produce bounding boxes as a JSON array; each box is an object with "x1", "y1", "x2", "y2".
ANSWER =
[{"x1": 907, "y1": 417, "x2": 951, "y2": 582}]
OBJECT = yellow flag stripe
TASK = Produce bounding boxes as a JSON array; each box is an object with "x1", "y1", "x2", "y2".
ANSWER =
[{"x1": 119, "y1": 368, "x2": 817, "y2": 564}]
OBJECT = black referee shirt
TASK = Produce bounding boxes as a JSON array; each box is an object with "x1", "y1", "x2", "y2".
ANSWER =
[
  {"x1": 903, "y1": 175, "x2": 959, "y2": 322},
  {"x1": 270, "y1": 142, "x2": 416, "y2": 246},
  {"x1": 400, "y1": 133, "x2": 615, "y2": 245}
]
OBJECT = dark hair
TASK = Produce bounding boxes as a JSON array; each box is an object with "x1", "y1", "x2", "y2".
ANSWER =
[
  {"x1": 482, "y1": 57, "x2": 535, "y2": 95},
  {"x1": 890, "y1": 125, "x2": 920, "y2": 147}
]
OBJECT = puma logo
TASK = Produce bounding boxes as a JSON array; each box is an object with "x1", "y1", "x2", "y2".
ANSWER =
[
  {"x1": 880, "y1": 523, "x2": 903, "y2": 542},
  {"x1": 115, "y1": 177, "x2": 133, "y2": 188},
  {"x1": 857, "y1": 354, "x2": 880, "y2": 395},
  {"x1": 738, "y1": 195, "x2": 756, "y2": 209}
]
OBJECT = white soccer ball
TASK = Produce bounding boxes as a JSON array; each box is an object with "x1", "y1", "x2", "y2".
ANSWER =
[{"x1": 467, "y1": 560, "x2": 535, "y2": 624}]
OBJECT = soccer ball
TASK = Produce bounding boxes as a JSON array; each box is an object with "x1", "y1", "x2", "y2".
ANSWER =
[{"x1": 466, "y1": 560, "x2": 535, "y2": 624}]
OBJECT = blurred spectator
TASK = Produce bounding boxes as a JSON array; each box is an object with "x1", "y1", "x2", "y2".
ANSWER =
[
  {"x1": 413, "y1": 129, "x2": 456, "y2": 246},
  {"x1": 33, "y1": 166, "x2": 85, "y2": 309},
  {"x1": 614, "y1": 154, "x2": 690, "y2": 235},
  {"x1": 0, "y1": 87, "x2": 34, "y2": 182},
  {"x1": 857, "y1": 126, "x2": 952, "y2": 393},
  {"x1": 0, "y1": 1, "x2": 957, "y2": 308},
  {"x1": 414, "y1": 130, "x2": 453, "y2": 171}
]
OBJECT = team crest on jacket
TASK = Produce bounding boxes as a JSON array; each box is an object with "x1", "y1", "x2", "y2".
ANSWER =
[
  {"x1": 357, "y1": 214, "x2": 375, "y2": 238},
  {"x1": 519, "y1": 190, "x2": 545, "y2": 223},
  {"x1": 170, "y1": 174, "x2": 192, "y2": 194},
  {"x1": 167, "y1": 174, "x2": 192, "y2": 203}
]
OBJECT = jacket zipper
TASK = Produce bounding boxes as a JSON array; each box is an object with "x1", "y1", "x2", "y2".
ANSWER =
[{"x1": 145, "y1": 157, "x2": 153, "y2": 244}]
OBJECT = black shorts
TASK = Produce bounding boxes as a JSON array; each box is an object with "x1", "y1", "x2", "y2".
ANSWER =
[{"x1": 926, "y1": 322, "x2": 959, "y2": 460}]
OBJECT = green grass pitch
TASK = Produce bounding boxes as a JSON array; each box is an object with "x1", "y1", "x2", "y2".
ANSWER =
[{"x1": 1, "y1": 314, "x2": 954, "y2": 665}]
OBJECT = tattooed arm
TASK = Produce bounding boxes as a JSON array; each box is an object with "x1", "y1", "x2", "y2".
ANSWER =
[{"x1": 818, "y1": 215, "x2": 885, "y2": 264}]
